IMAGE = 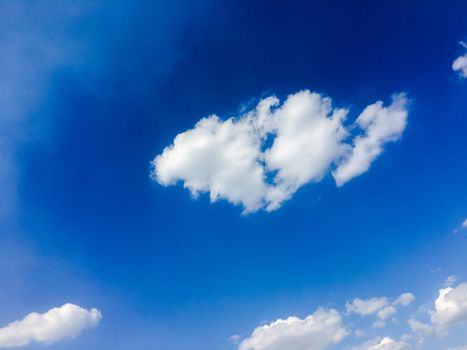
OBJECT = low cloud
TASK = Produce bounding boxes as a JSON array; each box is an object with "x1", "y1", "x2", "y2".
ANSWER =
[
  {"x1": 238, "y1": 308, "x2": 348, "y2": 350},
  {"x1": 351, "y1": 337, "x2": 409, "y2": 350},
  {"x1": 430, "y1": 283, "x2": 467, "y2": 333},
  {"x1": 0, "y1": 304, "x2": 102, "y2": 348},
  {"x1": 152, "y1": 90, "x2": 408, "y2": 213},
  {"x1": 238, "y1": 280, "x2": 467, "y2": 350}
]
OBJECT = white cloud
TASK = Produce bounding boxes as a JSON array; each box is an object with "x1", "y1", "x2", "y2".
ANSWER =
[
  {"x1": 238, "y1": 308, "x2": 348, "y2": 350},
  {"x1": 431, "y1": 283, "x2": 467, "y2": 332},
  {"x1": 394, "y1": 293, "x2": 415, "y2": 307},
  {"x1": 453, "y1": 54, "x2": 467, "y2": 78},
  {"x1": 378, "y1": 306, "x2": 397, "y2": 321},
  {"x1": 368, "y1": 337, "x2": 409, "y2": 350},
  {"x1": 407, "y1": 319, "x2": 432, "y2": 336},
  {"x1": 153, "y1": 90, "x2": 408, "y2": 213},
  {"x1": 351, "y1": 337, "x2": 409, "y2": 350},
  {"x1": 462, "y1": 219, "x2": 467, "y2": 228},
  {"x1": 346, "y1": 297, "x2": 389, "y2": 316},
  {"x1": 333, "y1": 94, "x2": 408, "y2": 186},
  {"x1": 0, "y1": 304, "x2": 102, "y2": 348}
]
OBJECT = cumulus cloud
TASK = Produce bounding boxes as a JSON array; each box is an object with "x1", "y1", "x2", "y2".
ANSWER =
[
  {"x1": 430, "y1": 283, "x2": 467, "y2": 332},
  {"x1": 152, "y1": 90, "x2": 408, "y2": 213},
  {"x1": 346, "y1": 297, "x2": 389, "y2": 316},
  {"x1": 237, "y1": 282, "x2": 467, "y2": 350},
  {"x1": 0, "y1": 304, "x2": 102, "y2": 348},
  {"x1": 351, "y1": 337, "x2": 409, "y2": 350},
  {"x1": 238, "y1": 308, "x2": 348, "y2": 350}
]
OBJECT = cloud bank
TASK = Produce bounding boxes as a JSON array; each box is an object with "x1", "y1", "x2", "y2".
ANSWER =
[
  {"x1": 0, "y1": 304, "x2": 102, "y2": 348},
  {"x1": 152, "y1": 90, "x2": 408, "y2": 213},
  {"x1": 237, "y1": 281, "x2": 467, "y2": 350}
]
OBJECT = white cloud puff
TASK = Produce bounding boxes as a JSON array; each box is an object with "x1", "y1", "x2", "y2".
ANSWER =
[
  {"x1": 351, "y1": 337, "x2": 410, "y2": 350},
  {"x1": 367, "y1": 337, "x2": 409, "y2": 350},
  {"x1": 346, "y1": 297, "x2": 389, "y2": 316},
  {"x1": 394, "y1": 293, "x2": 415, "y2": 307},
  {"x1": 0, "y1": 304, "x2": 102, "y2": 348},
  {"x1": 333, "y1": 94, "x2": 408, "y2": 186},
  {"x1": 431, "y1": 283, "x2": 467, "y2": 332},
  {"x1": 152, "y1": 90, "x2": 408, "y2": 213},
  {"x1": 238, "y1": 308, "x2": 348, "y2": 350},
  {"x1": 453, "y1": 54, "x2": 467, "y2": 78}
]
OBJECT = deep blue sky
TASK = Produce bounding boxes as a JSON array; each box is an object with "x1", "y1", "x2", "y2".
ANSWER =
[{"x1": 1, "y1": 1, "x2": 466, "y2": 349}]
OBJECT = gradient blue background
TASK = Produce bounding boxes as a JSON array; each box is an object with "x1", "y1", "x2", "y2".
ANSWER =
[{"x1": 1, "y1": 0, "x2": 466, "y2": 349}]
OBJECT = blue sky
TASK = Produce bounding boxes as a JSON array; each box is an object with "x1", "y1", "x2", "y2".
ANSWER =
[{"x1": 0, "y1": 1, "x2": 466, "y2": 349}]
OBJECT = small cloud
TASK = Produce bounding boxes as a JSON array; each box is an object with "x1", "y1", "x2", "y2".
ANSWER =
[
  {"x1": 372, "y1": 320, "x2": 386, "y2": 329},
  {"x1": 0, "y1": 304, "x2": 101, "y2": 348},
  {"x1": 377, "y1": 306, "x2": 397, "y2": 321},
  {"x1": 394, "y1": 293, "x2": 415, "y2": 306},
  {"x1": 453, "y1": 42, "x2": 467, "y2": 78},
  {"x1": 350, "y1": 337, "x2": 409, "y2": 350},
  {"x1": 229, "y1": 334, "x2": 241, "y2": 345},
  {"x1": 346, "y1": 297, "x2": 389, "y2": 316},
  {"x1": 443, "y1": 275, "x2": 458, "y2": 287}
]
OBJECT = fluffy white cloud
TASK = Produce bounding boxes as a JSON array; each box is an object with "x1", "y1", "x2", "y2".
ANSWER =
[
  {"x1": 453, "y1": 54, "x2": 467, "y2": 78},
  {"x1": 238, "y1": 308, "x2": 348, "y2": 350},
  {"x1": 153, "y1": 90, "x2": 408, "y2": 213},
  {"x1": 351, "y1": 337, "x2": 409, "y2": 350},
  {"x1": 431, "y1": 283, "x2": 467, "y2": 332},
  {"x1": 346, "y1": 297, "x2": 389, "y2": 316},
  {"x1": 462, "y1": 219, "x2": 467, "y2": 228},
  {"x1": 394, "y1": 293, "x2": 415, "y2": 307},
  {"x1": 0, "y1": 304, "x2": 102, "y2": 348},
  {"x1": 333, "y1": 94, "x2": 408, "y2": 186}
]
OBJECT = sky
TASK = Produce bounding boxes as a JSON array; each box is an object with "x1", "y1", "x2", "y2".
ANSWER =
[{"x1": 0, "y1": 0, "x2": 466, "y2": 349}]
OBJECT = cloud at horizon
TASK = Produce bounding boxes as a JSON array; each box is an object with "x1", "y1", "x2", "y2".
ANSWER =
[{"x1": 237, "y1": 280, "x2": 467, "y2": 350}]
